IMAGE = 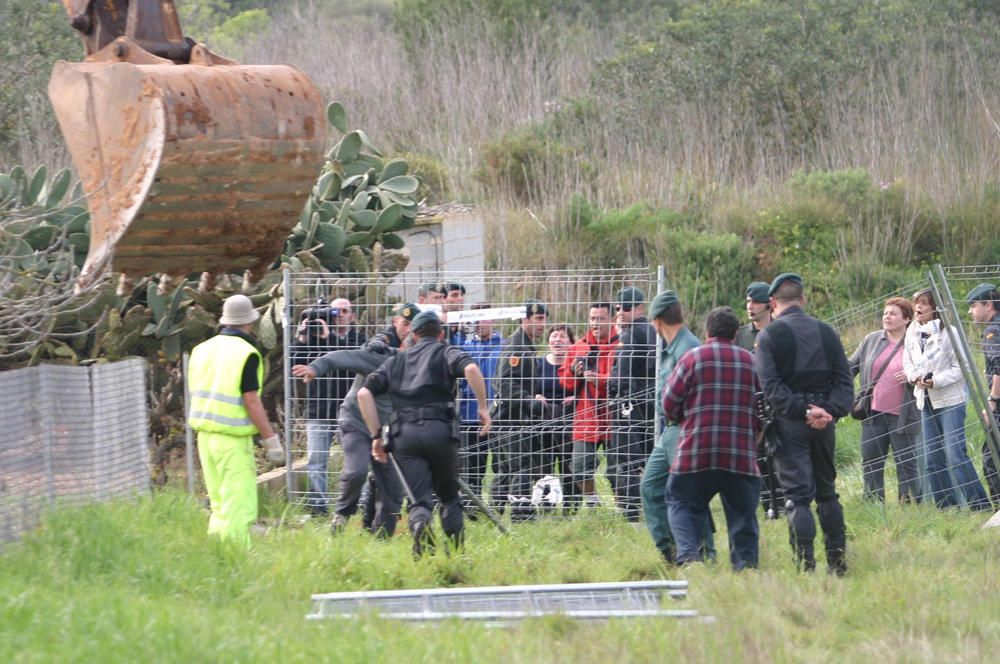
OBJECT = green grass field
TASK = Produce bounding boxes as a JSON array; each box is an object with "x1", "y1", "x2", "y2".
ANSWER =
[{"x1": 2, "y1": 459, "x2": 1000, "y2": 663}]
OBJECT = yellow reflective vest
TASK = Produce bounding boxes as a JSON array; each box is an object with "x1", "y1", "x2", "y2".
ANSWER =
[{"x1": 188, "y1": 334, "x2": 264, "y2": 436}]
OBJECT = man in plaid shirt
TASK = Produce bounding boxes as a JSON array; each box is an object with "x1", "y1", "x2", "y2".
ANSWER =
[{"x1": 662, "y1": 306, "x2": 762, "y2": 569}]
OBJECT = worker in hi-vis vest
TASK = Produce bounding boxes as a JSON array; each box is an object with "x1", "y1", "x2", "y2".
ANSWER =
[{"x1": 188, "y1": 294, "x2": 284, "y2": 547}]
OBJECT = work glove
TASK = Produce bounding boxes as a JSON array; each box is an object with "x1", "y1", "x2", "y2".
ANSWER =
[
  {"x1": 529, "y1": 399, "x2": 547, "y2": 419},
  {"x1": 261, "y1": 434, "x2": 285, "y2": 467}
]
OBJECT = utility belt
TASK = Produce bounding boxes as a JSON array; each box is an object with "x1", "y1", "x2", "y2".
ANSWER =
[
  {"x1": 800, "y1": 392, "x2": 828, "y2": 406},
  {"x1": 393, "y1": 403, "x2": 455, "y2": 423}
]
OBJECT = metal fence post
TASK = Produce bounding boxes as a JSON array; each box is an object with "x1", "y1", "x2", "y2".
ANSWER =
[
  {"x1": 654, "y1": 264, "x2": 665, "y2": 444},
  {"x1": 930, "y1": 265, "x2": 1000, "y2": 473},
  {"x1": 282, "y1": 267, "x2": 295, "y2": 504}
]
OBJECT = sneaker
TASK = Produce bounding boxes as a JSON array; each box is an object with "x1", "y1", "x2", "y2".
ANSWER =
[{"x1": 330, "y1": 513, "x2": 348, "y2": 536}]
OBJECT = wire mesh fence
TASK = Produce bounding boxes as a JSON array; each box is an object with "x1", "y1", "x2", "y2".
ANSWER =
[
  {"x1": 0, "y1": 358, "x2": 150, "y2": 545},
  {"x1": 828, "y1": 265, "x2": 1000, "y2": 509},
  {"x1": 281, "y1": 263, "x2": 1000, "y2": 524},
  {"x1": 283, "y1": 268, "x2": 662, "y2": 520}
]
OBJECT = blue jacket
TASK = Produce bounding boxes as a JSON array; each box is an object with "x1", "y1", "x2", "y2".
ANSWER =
[{"x1": 458, "y1": 332, "x2": 503, "y2": 422}]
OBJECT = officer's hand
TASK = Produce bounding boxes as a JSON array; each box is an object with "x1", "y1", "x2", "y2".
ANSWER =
[
  {"x1": 529, "y1": 399, "x2": 547, "y2": 419},
  {"x1": 371, "y1": 436, "x2": 388, "y2": 464},
  {"x1": 365, "y1": 337, "x2": 391, "y2": 354},
  {"x1": 571, "y1": 359, "x2": 585, "y2": 377},
  {"x1": 805, "y1": 405, "x2": 833, "y2": 430},
  {"x1": 261, "y1": 434, "x2": 285, "y2": 468},
  {"x1": 478, "y1": 411, "x2": 492, "y2": 437},
  {"x1": 534, "y1": 394, "x2": 548, "y2": 406},
  {"x1": 291, "y1": 364, "x2": 317, "y2": 384}
]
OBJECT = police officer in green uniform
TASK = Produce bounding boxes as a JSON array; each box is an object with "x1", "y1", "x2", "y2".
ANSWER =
[
  {"x1": 491, "y1": 300, "x2": 548, "y2": 518},
  {"x1": 967, "y1": 283, "x2": 1000, "y2": 505},
  {"x1": 639, "y1": 291, "x2": 713, "y2": 562},
  {"x1": 188, "y1": 294, "x2": 285, "y2": 548},
  {"x1": 736, "y1": 280, "x2": 783, "y2": 519},
  {"x1": 754, "y1": 273, "x2": 853, "y2": 575},
  {"x1": 735, "y1": 281, "x2": 772, "y2": 352},
  {"x1": 358, "y1": 311, "x2": 491, "y2": 555}
]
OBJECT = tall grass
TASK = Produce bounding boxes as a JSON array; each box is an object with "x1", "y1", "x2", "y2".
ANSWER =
[{"x1": 2, "y1": 474, "x2": 999, "y2": 662}]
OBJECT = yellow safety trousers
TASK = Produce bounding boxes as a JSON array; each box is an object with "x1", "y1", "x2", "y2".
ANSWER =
[{"x1": 198, "y1": 430, "x2": 257, "y2": 549}]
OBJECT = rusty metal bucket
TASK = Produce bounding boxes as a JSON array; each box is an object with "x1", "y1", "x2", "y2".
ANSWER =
[{"x1": 48, "y1": 56, "x2": 325, "y2": 283}]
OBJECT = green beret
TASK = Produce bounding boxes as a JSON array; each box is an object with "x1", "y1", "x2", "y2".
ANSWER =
[
  {"x1": 746, "y1": 281, "x2": 771, "y2": 303},
  {"x1": 411, "y1": 310, "x2": 442, "y2": 332},
  {"x1": 649, "y1": 290, "x2": 679, "y2": 319},
  {"x1": 768, "y1": 272, "x2": 803, "y2": 297},
  {"x1": 523, "y1": 299, "x2": 548, "y2": 317},
  {"x1": 391, "y1": 302, "x2": 419, "y2": 321},
  {"x1": 616, "y1": 286, "x2": 646, "y2": 305},
  {"x1": 966, "y1": 283, "x2": 997, "y2": 303}
]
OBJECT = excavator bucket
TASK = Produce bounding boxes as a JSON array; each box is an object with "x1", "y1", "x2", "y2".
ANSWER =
[{"x1": 48, "y1": 2, "x2": 325, "y2": 284}]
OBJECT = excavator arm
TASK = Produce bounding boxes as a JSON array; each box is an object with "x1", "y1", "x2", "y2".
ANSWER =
[{"x1": 50, "y1": 0, "x2": 326, "y2": 285}]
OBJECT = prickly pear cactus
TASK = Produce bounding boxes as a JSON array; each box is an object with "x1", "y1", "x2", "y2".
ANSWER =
[{"x1": 283, "y1": 102, "x2": 418, "y2": 273}]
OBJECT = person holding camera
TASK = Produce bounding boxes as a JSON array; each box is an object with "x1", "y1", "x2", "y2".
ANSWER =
[
  {"x1": 291, "y1": 296, "x2": 366, "y2": 516},
  {"x1": 903, "y1": 288, "x2": 989, "y2": 510},
  {"x1": 559, "y1": 302, "x2": 619, "y2": 508}
]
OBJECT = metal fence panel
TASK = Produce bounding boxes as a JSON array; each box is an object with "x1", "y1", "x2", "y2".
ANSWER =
[
  {"x1": 283, "y1": 268, "x2": 660, "y2": 519},
  {"x1": 0, "y1": 359, "x2": 149, "y2": 545}
]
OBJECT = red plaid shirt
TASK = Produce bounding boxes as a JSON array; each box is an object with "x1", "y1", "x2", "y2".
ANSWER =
[{"x1": 662, "y1": 338, "x2": 761, "y2": 476}]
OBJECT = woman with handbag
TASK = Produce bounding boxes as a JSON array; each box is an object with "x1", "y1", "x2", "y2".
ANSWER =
[
  {"x1": 849, "y1": 297, "x2": 921, "y2": 502},
  {"x1": 902, "y1": 289, "x2": 990, "y2": 510}
]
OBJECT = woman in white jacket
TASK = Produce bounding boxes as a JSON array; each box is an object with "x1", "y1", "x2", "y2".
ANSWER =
[{"x1": 902, "y1": 289, "x2": 989, "y2": 509}]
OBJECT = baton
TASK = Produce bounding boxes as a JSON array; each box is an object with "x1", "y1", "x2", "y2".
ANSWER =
[
  {"x1": 386, "y1": 452, "x2": 417, "y2": 505},
  {"x1": 457, "y1": 477, "x2": 510, "y2": 535}
]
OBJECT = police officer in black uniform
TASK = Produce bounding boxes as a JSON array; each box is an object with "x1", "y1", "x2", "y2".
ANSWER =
[
  {"x1": 358, "y1": 310, "x2": 491, "y2": 556},
  {"x1": 491, "y1": 300, "x2": 548, "y2": 519},
  {"x1": 608, "y1": 286, "x2": 657, "y2": 521},
  {"x1": 754, "y1": 273, "x2": 853, "y2": 575}
]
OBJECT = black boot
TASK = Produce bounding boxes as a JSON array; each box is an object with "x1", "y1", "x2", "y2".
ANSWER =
[
  {"x1": 786, "y1": 500, "x2": 817, "y2": 572},
  {"x1": 817, "y1": 500, "x2": 848, "y2": 576},
  {"x1": 410, "y1": 519, "x2": 436, "y2": 558}
]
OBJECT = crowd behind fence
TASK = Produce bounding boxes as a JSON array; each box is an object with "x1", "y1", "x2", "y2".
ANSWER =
[
  {"x1": 0, "y1": 358, "x2": 149, "y2": 545},
  {"x1": 282, "y1": 264, "x2": 1000, "y2": 520}
]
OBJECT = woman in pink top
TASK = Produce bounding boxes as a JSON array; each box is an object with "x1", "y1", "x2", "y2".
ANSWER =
[{"x1": 848, "y1": 297, "x2": 921, "y2": 502}]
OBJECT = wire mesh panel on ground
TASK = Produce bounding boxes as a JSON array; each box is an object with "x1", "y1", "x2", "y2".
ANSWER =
[
  {"x1": 283, "y1": 268, "x2": 660, "y2": 521},
  {"x1": 0, "y1": 359, "x2": 150, "y2": 545},
  {"x1": 307, "y1": 580, "x2": 697, "y2": 623},
  {"x1": 828, "y1": 266, "x2": 1000, "y2": 509}
]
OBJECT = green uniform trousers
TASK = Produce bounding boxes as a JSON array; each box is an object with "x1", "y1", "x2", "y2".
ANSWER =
[
  {"x1": 198, "y1": 431, "x2": 257, "y2": 549},
  {"x1": 640, "y1": 427, "x2": 715, "y2": 559}
]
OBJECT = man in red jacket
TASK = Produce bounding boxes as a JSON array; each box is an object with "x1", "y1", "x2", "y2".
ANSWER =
[{"x1": 559, "y1": 302, "x2": 619, "y2": 507}]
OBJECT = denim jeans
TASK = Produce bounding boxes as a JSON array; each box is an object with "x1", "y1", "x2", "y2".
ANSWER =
[
  {"x1": 667, "y1": 470, "x2": 761, "y2": 570},
  {"x1": 920, "y1": 402, "x2": 988, "y2": 509},
  {"x1": 305, "y1": 419, "x2": 337, "y2": 512}
]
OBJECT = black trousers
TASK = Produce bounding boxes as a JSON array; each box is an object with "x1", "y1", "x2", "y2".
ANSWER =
[
  {"x1": 492, "y1": 420, "x2": 540, "y2": 505},
  {"x1": 393, "y1": 419, "x2": 463, "y2": 539},
  {"x1": 608, "y1": 401, "x2": 653, "y2": 521},
  {"x1": 772, "y1": 416, "x2": 846, "y2": 571},
  {"x1": 984, "y1": 411, "x2": 1000, "y2": 508}
]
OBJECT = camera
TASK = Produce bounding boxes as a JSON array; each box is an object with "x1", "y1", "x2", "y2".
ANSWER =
[{"x1": 301, "y1": 298, "x2": 338, "y2": 326}]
